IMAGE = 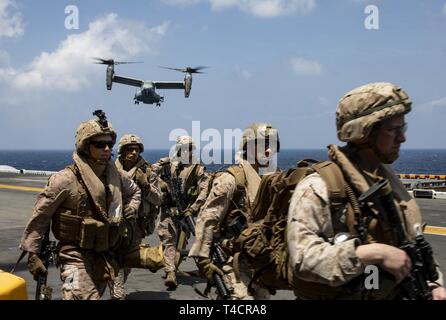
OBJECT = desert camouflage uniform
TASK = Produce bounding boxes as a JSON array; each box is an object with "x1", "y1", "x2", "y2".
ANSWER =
[
  {"x1": 287, "y1": 82, "x2": 444, "y2": 299},
  {"x1": 154, "y1": 158, "x2": 210, "y2": 275},
  {"x1": 20, "y1": 157, "x2": 141, "y2": 300},
  {"x1": 189, "y1": 160, "x2": 270, "y2": 300},
  {"x1": 110, "y1": 155, "x2": 163, "y2": 299}
]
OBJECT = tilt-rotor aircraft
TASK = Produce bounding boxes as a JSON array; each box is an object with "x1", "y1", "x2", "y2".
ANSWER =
[{"x1": 94, "y1": 58, "x2": 206, "y2": 107}]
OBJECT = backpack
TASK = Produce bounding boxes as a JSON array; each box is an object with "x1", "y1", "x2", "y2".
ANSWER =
[{"x1": 233, "y1": 159, "x2": 347, "y2": 295}]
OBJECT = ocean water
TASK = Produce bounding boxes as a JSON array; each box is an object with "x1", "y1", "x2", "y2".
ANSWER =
[{"x1": 0, "y1": 149, "x2": 445, "y2": 174}]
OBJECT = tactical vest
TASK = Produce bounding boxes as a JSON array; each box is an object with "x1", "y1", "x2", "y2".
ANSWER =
[
  {"x1": 179, "y1": 163, "x2": 203, "y2": 204},
  {"x1": 134, "y1": 162, "x2": 154, "y2": 213},
  {"x1": 215, "y1": 165, "x2": 253, "y2": 239},
  {"x1": 291, "y1": 162, "x2": 402, "y2": 300},
  {"x1": 232, "y1": 160, "x2": 353, "y2": 294},
  {"x1": 51, "y1": 165, "x2": 124, "y2": 252}
]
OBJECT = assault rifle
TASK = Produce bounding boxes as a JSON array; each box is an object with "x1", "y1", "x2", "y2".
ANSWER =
[
  {"x1": 358, "y1": 178, "x2": 439, "y2": 300},
  {"x1": 210, "y1": 240, "x2": 230, "y2": 300},
  {"x1": 161, "y1": 163, "x2": 196, "y2": 236},
  {"x1": 160, "y1": 162, "x2": 197, "y2": 268},
  {"x1": 35, "y1": 227, "x2": 58, "y2": 300}
]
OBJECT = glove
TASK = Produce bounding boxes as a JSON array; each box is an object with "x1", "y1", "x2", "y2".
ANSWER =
[
  {"x1": 123, "y1": 206, "x2": 137, "y2": 220},
  {"x1": 159, "y1": 180, "x2": 170, "y2": 193},
  {"x1": 196, "y1": 257, "x2": 224, "y2": 283},
  {"x1": 135, "y1": 170, "x2": 149, "y2": 189},
  {"x1": 183, "y1": 208, "x2": 194, "y2": 218},
  {"x1": 27, "y1": 253, "x2": 47, "y2": 281}
]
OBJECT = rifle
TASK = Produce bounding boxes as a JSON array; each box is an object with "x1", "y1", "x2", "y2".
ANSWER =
[
  {"x1": 35, "y1": 227, "x2": 58, "y2": 300},
  {"x1": 160, "y1": 163, "x2": 197, "y2": 268},
  {"x1": 358, "y1": 178, "x2": 439, "y2": 300},
  {"x1": 209, "y1": 240, "x2": 230, "y2": 300},
  {"x1": 161, "y1": 163, "x2": 196, "y2": 236}
]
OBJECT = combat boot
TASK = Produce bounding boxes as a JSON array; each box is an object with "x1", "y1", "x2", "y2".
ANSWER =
[{"x1": 165, "y1": 271, "x2": 177, "y2": 288}]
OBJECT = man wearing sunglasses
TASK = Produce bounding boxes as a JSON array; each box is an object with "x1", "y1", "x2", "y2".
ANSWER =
[
  {"x1": 20, "y1": 112, "x2": 163, "y2": 300},
  {"x1": 287, "y1": 82, "x2": 446, "y2": 300},
  {"x1": 153, "y1": 136, "x2": 210, "y2": 289},
  {"x1": 109, "y1": 134, "x2": 163, "y2": 299}
]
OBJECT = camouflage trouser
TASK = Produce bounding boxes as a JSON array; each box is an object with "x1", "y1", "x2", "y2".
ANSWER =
[
  {"x1": 221, "y1": 256, "x2": 270, "y2": 300},
  {"x1": 109, "y1": 221, "x2": 145, "y2": 299},
  {"x1": 108, "y1": 267, "x2": 131, "y2": 299},
  {"x1": 59, "y1": 248, "x2": 108, "y2": 300},
  {"x1": 157, "y1": 209, "x2": 177, "y2": 273}
]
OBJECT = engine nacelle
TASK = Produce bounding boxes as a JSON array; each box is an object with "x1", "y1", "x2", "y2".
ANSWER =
[
  {"x1": 184, "y1": 73, "x2": 192, "y2": 98},
  {"x1": 106, "y1": 65, "x2": 114, "y2": 90}
]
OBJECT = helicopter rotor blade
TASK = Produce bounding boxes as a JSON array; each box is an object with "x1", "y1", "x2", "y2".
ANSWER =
[
  {"x1": 93, "y1": 57, "x2": 143, "y2": 65},
  {"x1": 93, "y1": 57, "x2": 114, "y2": 65},
  {"x1": 115, "y1": 61, "x2": 143, "y2": 65},
  {"x1": 159, "y1": 65, "x2": 208, "y2": 74},
  {"x1": 159, "y1": 66, "x2": 185, "y2": 72}
]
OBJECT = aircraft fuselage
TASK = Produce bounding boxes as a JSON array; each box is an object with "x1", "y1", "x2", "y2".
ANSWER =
[{"x1": 134, "y1": 82, "x2": 162, "y2": 104}]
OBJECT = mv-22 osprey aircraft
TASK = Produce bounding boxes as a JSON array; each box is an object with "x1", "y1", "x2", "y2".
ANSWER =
[{"x1": 94, "y1": 58, "x2": 207, "y2": 106}]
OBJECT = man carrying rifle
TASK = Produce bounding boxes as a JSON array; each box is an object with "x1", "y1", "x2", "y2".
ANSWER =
[
  {"x1": 189, "y1": 123, "x2": 280, "y2": 299},
  {"x1": 20, "y1": 111, "x2": 163, "y2": 300},
  {"x1": 110, "y1": 134, "x2": 163, "y2": 299},
  {"x1": 153, "y1": 136, "x2": 210, "y2": 289},
  {"x1": 287, "y1": 82, "x2": 446, "y2": 300}
]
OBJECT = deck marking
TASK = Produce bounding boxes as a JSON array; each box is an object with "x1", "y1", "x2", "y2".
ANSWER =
[{"x1": 0, "y1": 184, "x2": 44, "y2": 193}]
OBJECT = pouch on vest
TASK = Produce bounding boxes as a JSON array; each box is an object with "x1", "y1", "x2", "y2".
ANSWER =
[
  {"x1": 52, "y1": 211, "x2": 82, "y2": 244},
  {"x1": 79, "y1": 218, "x2": 97, "y2": 250},
  {"x1": 235, "y1": 223, "x2": 272, "y2": 266},
  {"x1": 233, "y1": 166, "x2": 312, "y2": 293},
  {"x1": 94, "y1": 220, "x2": 109, "y2": 252}
]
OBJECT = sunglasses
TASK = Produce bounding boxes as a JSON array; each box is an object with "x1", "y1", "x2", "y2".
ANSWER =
[
  {"x1": 125, "y1": 146, "x2": 140, "y2": 153},
  {"x1": 90, "y1": 140, "x2": 114, "y2": 149}
]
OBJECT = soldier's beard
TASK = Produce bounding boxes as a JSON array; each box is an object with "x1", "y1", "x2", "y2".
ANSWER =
[
  {"x1": 124, "y1": 154, "x2": 138, "y2": 167},
  {"x1": 369, "y1": 143, "x2": 399, "y2": 164},
  {"x1": 88, "y1": 154, "x2": 111, "y2": 166},
  {"x1": 86, "y1": 157, "x2": 109, "y2": 178}
]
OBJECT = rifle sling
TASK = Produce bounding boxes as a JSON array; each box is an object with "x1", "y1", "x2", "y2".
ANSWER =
[{"x1": 10, "y1": 250, "x2": 27, "y2": 274}]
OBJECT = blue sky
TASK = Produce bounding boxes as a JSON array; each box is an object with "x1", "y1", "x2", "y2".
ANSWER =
[{"x1": 0, "y1": 0, "x2": 445, "y2": 150}]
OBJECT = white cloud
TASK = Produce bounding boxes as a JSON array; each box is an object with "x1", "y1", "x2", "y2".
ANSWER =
[
  {"x1": 0, "y1": 14, "x2": 169, "y2": 94},
  {"x1": 210, "y1": 0, "x2": 316, "y2": 17},
  {"x1": 235, "y1": 64, "x2": 252, "y2": 79},
  {"x1": 290, "y1": 57, "x2": 322, "y2": 76},
  {"x1": 163, "y1": 0, "x2": 316, "y2": 18},
  {"x1": 0, "y1": 50, "x2": 10, "y2": 65},
  {"x1": 419, "y1": 97, "x2": 446, "y2": 111},
  {"x1": 162, "y1": 0, "x2": 201, "y2": 5},
  {"x1": 443, "y1": 3, "x2": 446, "y2": 15},
  {"x1": 0, "y1": 0, "x2": 24, "y2": 38}
]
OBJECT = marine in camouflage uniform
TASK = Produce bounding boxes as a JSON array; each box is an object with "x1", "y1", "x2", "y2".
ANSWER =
[
  {"x1": 152, "y1": 136, "x2": 210, "y2": 288},
  {"x1": 21, "y1": 112, "x2": 163, "y2": 300},
  {"x1": 109, "y1": 134, "x2": 163, "y2": 299},
  {"x1": 189, "y1": 123, "x2": 280, "y2": 300},
  {"x1": 287, "y1": 82, "x2": 446, "y2": 300}
]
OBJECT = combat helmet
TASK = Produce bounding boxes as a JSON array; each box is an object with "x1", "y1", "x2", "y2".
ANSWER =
[
  {"x1": 75, "y1": 110, "x2": 117, "y2": 154},
  {"x1": 118, "y1": 134, "x2": 144, "y2": 154},
  {"x1": 239, "y1": 122, "x2": 280, "y2": 153},
  {"x1": 336, "y1": 82, "x2": 412, "y2": 143},
  {"x1": 174, "y1": 136, "x2": 196, "y2": 153}
]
